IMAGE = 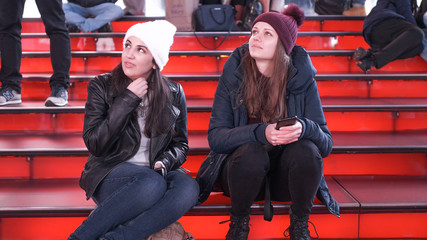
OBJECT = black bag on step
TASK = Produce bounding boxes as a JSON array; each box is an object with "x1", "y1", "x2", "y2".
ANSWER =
[{"x1": 194, "y1": 4, "x2": 236, "y2": 31}]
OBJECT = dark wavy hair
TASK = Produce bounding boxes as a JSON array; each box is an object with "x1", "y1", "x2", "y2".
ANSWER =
[
  {"x1": 238, "y1": 41, "x2": 290, "y2": 123},
  {"x1": 110, "y1": 62, "x2": 172, "y2": 137}
]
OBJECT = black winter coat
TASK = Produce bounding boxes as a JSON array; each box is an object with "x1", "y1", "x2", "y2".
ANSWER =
[
  {"x1": 196, "y1": 44, "x2": 340, "y2": 217},
  {"x1": 80, "y1": 73, "x2": 189, "y2": 200}
]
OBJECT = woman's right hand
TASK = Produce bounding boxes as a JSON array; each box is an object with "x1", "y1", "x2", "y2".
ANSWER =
[
  {"x1": 127, "y1": 77, "x2": 148, "y2": 98},
  {"x1": 265, "y1": 121, "x2": 302, "y2": 146}
]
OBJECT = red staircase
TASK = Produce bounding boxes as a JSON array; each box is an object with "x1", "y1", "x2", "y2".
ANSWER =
[{"x1": 0, "y1": 16, "x2": 426, "y2": 239}]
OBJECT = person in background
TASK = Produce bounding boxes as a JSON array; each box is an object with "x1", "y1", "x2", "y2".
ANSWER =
[
  {"x1": 123, "y1": 0, "x2": 145, "y2": 16},
  {"x1": 354, "y1": 0, "x2": 425, "y2": 72},
  {"x1": 415, "y1": 0, "x2": 427, "y2": 61},
  {"x1": 63, "y1": 0, "x2": 124, "y2": 33},
  {"x1": 343, "y1": 0, "x2": 366, "y2": 16},
  {"x1": 231, "y1": 0, "x2": 272, "y2": 30},
  {"x1": 0, "y1": 0, "x2": 71, "y2": 106},
  {"x1": 415, "y1": 0, "x2": 427, "y2": 28},
  {"x1": 68, "y1": 20, "x2": 199, "y2": 240},
  {"x1": 197, "y1": 4, "x2": 339, "y2": 240}
]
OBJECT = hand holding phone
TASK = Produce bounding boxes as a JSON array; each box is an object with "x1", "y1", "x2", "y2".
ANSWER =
[{"x1": 275, "y1": 116, "x2": 297, "y2": 130}]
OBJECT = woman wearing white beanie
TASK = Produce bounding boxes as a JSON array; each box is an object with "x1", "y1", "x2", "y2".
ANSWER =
[{"x1": 68, "y1": 20, "x2": 199, "y2": 240}]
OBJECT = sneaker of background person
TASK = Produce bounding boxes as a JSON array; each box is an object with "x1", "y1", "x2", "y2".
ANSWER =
[
  {"x1": 66, "y1": 23, "x2": 81, "y2": 33},
  {"x1": 45, "y1": 84, "x2": 68, "y2": 107},
  {"x1": 97, "y1": 22, "x2": 113, "y2": 32},
  {"x1": 0, "y1": 87, "x2": 22, "y2": 106}
]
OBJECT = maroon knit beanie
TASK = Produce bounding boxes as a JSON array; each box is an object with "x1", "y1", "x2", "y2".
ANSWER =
[{"x1": 252, "y1": 4, "x2": 305, "y2": 55}]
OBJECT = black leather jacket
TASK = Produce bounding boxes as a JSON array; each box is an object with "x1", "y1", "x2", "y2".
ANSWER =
[{"x1": 80, "y1": 73, "x2": 189, "y2": 200}]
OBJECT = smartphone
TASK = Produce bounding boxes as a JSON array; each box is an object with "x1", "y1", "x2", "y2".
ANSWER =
[{"x1": 275, "y1": 116, "x2": 297, "y2": 130}]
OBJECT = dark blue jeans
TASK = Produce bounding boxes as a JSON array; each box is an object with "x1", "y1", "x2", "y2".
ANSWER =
[
  {"x1": 219, "y1": 139, "x2": 323, "y2": 218},
  {"x1": 69, "y1": 163, "x2": 199, "y2": 240},
  {"x1": 0, "y1": 0, "x2": 70, "y2": 93}
]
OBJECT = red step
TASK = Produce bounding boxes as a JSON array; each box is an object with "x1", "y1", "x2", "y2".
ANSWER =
[
  {"x1": 21, "y1": 16, "x2": 365, "y2": 33},
  {"x1": 21, "y1": 32, "x2": 369, "y2": 51},
  {"x1": 14, "y1": 52, "x2": 427, "y2": 74},
  {"x1": 0, "y1": 131, "x2": 426, "y2": 179},
  {"x1": 16, "y1": 73, "x2": 427, "y2": 100},
  {"x1": 1, "y1": 175, "x2": 426, "y2": 239}
]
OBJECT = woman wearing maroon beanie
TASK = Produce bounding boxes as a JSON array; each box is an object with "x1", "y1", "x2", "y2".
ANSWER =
[{"x1": 197, "y1": 4, "x2": 339, "y2": 240}]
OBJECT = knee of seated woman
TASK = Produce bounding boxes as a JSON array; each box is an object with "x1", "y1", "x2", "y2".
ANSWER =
[
  {"x1": 286, "y1": 139, "x2": 322, "y2": 163},
  {"x1": 229, "y1": 142, "x2": 270, "y2": 170},
  {"x1": 166, "y1": 171, "x2": 199, "y2": 206},
  {"x1": 131, "y1": 169, "x2": 168, "y2": 193}
]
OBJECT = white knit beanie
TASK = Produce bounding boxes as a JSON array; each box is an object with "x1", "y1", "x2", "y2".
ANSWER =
[{"x1": 123, "y1": 20, "x2": 177, "y2": 71}]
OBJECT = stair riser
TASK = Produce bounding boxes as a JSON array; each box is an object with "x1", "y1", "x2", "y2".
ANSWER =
[
  {"x1": 21, "y1": 19, "x2": 364, "y2": 33},
  {"x1": 2, "y1": 212, "x2": 426, "y2": 239},
  {"x1": 0, "y1": 111, "x2": 426, "y2": 132},
  {"x1": 18, "y1": 79, "x2": 427, "y2": 100},
  {"x1": 21, "y1": 35, "x2": 370, "y2": 51},
  {"x1": 1, "y1": 153, "x2": 425, "y2": 179},
  {"x1": 11, "y1": 55, "x2": 427, "y2": 74}
]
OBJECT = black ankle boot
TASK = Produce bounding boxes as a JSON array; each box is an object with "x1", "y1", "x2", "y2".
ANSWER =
[
  {"x1": 224, "y1": 214, "x2": 250, "y2": 240},
  {"x1": 356, "y1": 56, "x2": 376, "y2": 73},
  {"x1": 284, "y1": 210, "x2": 317, "y2": 240},
  {"x1": 353, "y1": 47, "x2": 371, "y2": 61}
]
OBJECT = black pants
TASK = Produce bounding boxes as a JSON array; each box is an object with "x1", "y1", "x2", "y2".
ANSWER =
[
  {"x1": 219, "y1": 139, "x2": 323, "y2": 218},
  {"x1": 369, "y1": 18, "x2": 424, "y2": 69},
  {"x1": 0, "y1": 0, "x2": 70, "y2": 93}
]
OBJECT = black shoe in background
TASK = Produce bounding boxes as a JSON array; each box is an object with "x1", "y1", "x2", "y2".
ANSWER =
[
  {"x1": 97, "y1": 23, "x2": 113, "y2": 32},
  {"x1": 66, "y1": 23, "x2": 81, "y2": 33},
  {"x1": 356, "y1": 56, "x2": 376, "y2": 73},
  {"x1": 353, "y1": 47, "x2": 370, "y2": 61}
]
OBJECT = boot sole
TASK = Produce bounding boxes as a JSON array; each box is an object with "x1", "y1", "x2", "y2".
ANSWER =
[{"x1": 0, "y1": 99, "x2": 22, "y2": 106}]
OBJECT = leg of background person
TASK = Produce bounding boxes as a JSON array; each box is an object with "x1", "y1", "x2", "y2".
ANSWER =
[
  {"x1": 371, "y1": 18, "x2": 424, "y2": 69},
  {"x1": 62, "y1": 3, "x2": 90, "y2": 31},
  {"x1": 219, "y1": 142, "x2": 270, "y2": 217},
  {"x1": 84, "y1": 3, "x2": 124, "y2": 32},
  {"x1": 101, "y1": 170, "x2": 199, "y2": 240},
  {"x1": 0, "y1": 0, "x2": 25, "y2": 93},
  {"x1": 69, "y1": 163, "x2": 168, "y2": 240},
  {"x1": 270, "y1": 0, "x2": 284, "y2": 12},
  {"x1": 123, "y1": 0, "x2": 145, "y2": 16},
  {"x1": 231, "y1": 0, "x2": 246, "y2": 21},
  {"x1": 260, "y1": 0, "x2": 271, "y2": 12},
  {"x1": 36, "y1": 0, "x2": 71, "y2": 89}
]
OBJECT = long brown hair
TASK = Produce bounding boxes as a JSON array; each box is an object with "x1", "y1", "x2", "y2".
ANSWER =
[
  {"x1": 111, "y1": 62, "x2": 172, "y2": 137},
  {"x1": 239, "y1": 41, "x2": 290, "y2": 123}
]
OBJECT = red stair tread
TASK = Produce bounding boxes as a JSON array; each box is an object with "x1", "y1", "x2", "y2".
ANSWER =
[
  {"x1": 1, "y1": 176, "x2": 426, "y2": 216},
  {"x1": 0, "y1": 177, "x2": 357, "y2": 217},
  {"x1": 334, "y1": 175, "x2": 427, "y2": 210}
]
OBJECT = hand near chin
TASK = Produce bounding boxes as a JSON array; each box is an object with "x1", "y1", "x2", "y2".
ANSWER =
[{"x1": 127, "y1": 77, "x2": 148, "y2": 98}]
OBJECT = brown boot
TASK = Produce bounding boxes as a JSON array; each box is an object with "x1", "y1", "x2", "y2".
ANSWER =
[{"x1": 343, "y1": 6, "x2": 366, "y2": 16}]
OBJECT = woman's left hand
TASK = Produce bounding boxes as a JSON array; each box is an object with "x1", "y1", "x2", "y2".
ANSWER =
[{"x1": 265, "y1": 121, "x2": 302, "y2": 146}]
